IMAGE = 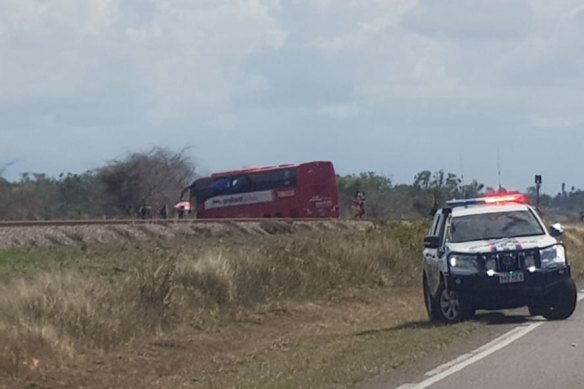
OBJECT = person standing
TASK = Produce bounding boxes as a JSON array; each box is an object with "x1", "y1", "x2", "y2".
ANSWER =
[
  {"x1": 352, "y1": 191, "x2": 366, "y2": 218},
  {"x1": 159, "y1": 204, "x2": 168, "y2": 219}
]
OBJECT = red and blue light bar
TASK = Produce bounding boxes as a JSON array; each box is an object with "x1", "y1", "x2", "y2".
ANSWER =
[{"x1": 446, "y1": 193, "x2": 527, "y2": 208}]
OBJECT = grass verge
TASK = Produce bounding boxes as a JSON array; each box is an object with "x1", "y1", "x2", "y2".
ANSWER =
[
  {"x1": 2, "y1": 222, "x2": 582, "y2": 388},
  {"x1": 0, "y1": 221, "x2": 426, "y2": 381},
  {"x1": 197, "y1": 295, "x2": 481, "y2": 389}
]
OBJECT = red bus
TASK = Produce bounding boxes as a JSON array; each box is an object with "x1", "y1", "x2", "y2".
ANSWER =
[{"x1": 184, "y1": 161, "x2": 339, "y2": 219}]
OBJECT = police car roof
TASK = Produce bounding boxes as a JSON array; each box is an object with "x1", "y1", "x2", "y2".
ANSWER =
[{"x1": 450, "y1": 203, "x2": 531, "y2": 217}]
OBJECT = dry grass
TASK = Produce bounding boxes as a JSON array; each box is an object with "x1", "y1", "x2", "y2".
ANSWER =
[
  {"x1": 564, "y1": 226, "x2": 584, "y2": 279},
  {"x1": 0, "y1": 267, "x2": 178, "y2": 376},
  {"x1": 3, "y1": 222, "x2": 581, "y2": 385},
  {"x1": 0, "y1": 222, "x2": 426, "y2": 379}
]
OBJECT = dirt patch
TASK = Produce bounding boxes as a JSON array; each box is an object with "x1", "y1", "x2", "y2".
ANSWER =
[{"x1": 0, "y1": 220, "x2": 374, "y2": 249}]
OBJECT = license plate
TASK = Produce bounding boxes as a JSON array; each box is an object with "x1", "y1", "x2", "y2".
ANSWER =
[{"x1": 499, "y1": 271, "x2": 524, "y2": 284}]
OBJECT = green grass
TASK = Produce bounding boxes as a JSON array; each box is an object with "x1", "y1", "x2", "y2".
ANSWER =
[{"x1": 0, "y1": 245, "x2": 135, "y2": 275}]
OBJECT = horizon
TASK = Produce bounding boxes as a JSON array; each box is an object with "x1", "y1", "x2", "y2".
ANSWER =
[{"x1": 0, "y1": 154, "x2": 571, "y2": 197}]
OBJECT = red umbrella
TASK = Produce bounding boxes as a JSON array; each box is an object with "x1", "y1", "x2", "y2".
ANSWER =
[{"x1": 174, "y1": 201, "x2": 192, "y2": 211}]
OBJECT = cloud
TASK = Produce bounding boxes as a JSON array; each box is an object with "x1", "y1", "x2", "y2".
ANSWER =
[
  {"x1": 404, "y1": 0, "x2": 534, "y2": 41},
  {"x1": 1, "y1": 0, "x2": 584, "y2": 192},
  {"x1": 296, "y1": 0, "x2": 584, "y2": 125},
  {"x1": 318, "y1": 103, "x2": 362, "y2": 119},
  {"x1": 0, "y1": 0, "x2": 286, "y2": 111}
]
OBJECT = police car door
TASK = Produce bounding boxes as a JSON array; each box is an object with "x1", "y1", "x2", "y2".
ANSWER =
[{"x1": 424, "y1": 210, "x2": 446, "y2": 294}]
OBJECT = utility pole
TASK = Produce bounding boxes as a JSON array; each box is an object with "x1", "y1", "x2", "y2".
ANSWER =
[
  {"x1": 535, "y1": 175, "x2": 542, "y2": 210},
  {"x1": 497, "y1": 148, "x2": 502, "y2": 192}
]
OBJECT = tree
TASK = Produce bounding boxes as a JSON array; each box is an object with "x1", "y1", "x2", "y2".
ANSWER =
[
  {"x1": 3, "y1": 173, "x2": 60, "y2": 220},
  {"x1": 413, "y1": 170, "x2": 432, "y2": 190},
  {"x1": 97, "y1": 147, "x2": 197, "y2": 216},
  {"x1": 337, "y1": 172, "x2": 393, "y2": 218},
  {"x1": 460, "y1": 180, "x2": 485, "y2": 198},
  {"x1": 335, "y1": 169, "x2": 486, "y2": 219},
  {"x1": 56, "y1": 172, "x2": 109, "y2": 218}
]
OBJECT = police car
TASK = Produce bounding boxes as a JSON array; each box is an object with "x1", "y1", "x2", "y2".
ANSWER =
[{"x1": 423, "y1": 193, "x2": 577, "y2": 324}]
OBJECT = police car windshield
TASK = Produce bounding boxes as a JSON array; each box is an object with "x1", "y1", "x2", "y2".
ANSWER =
[{"x1": 449, "y1": 210, "x2": 545, "y2": 243}]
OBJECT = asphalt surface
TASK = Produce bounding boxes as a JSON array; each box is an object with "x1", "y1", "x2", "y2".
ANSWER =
[{"x1": 376, "y1": 291, "x2": 584, "y2": 389}]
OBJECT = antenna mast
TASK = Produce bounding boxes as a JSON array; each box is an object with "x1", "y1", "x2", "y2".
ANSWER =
[
  {"x1": 459, "y1": 153, "x2": 466, "y2": 199},
  {"x1": 497, "y1": 148, "x2": 502, "y2": 191}
]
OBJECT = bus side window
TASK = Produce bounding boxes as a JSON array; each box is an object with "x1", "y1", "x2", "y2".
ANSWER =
[
  {"x1": 283, "y1": 170, "x2": 291, "y2": 186},
  {"x1": 213, "y1": 178, "x2": 229, "y2": 195},
  {"x1": 251, "y1": 172, "x2": 271, "y2": 191},
  {"x1": 284, "y1": 173, "x2": 296, "y2": 187},
  {"x1": 245, "y1": 175, "x2": 258, "y2": 192},
  {"x1": 230, "y1": 178, "x2": 240, "y2": 193},
  {"x1": 240, "y1": 169, "x2": 297, "y2": 193},
  {"x1": 230, "y1": 176, "x2": 252, "y2": 193}
]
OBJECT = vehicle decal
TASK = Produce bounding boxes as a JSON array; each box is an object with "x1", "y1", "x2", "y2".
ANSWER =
[
  {"x1": 204, "y1": 190, "x2": 274, "y2": 209},
  {"x1": 466, "y1": 237, "x2": 547, "y2": 253},
  {"x1": 492, "y1": 239, "x2": 523, "y2": 252},
  {"x1": 489, "y1": 241, "x2": 497, "y2": 253},
  {"x1": 277, "y1": 190, "x2": 295, "y2": 198},
  {"x1": 315, "y1": 199, "x2": 333, "y2": 209}
]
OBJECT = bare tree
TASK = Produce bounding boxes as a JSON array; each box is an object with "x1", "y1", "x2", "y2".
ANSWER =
[{"x1": 97, "y1": 147, "x2": 197, "y2": 216}]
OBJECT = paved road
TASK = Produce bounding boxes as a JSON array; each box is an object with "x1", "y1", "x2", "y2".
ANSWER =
[{"x1": 383, "y1": 291, "x2": 584, "y2": 389}]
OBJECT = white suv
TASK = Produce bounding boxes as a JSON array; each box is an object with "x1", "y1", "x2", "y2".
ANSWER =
[{"x1": 423, "y1": 193, "x2": 577, "y2": 324}]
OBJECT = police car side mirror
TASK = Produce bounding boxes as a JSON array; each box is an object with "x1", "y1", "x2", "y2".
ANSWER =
[
  {"x1": 424, "y1": 236, "x2": 440, "y2": 249},
  {"x1": 549, "y1": 223, "x2": 564, "y2": 238}
]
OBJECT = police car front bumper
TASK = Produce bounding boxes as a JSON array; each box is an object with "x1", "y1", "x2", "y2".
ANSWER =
[{"x1": 446, "y1": 266, "x2": 572, "y2": 310}]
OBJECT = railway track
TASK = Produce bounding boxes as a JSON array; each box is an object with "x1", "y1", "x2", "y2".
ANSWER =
[
  {"x1": 0, "y1": 218, "x2": 370, "y2": 228},
  {"x1": 0, "y1": 218, "x2": 378, "y2": 248},
  {"x1": 8, "y1": 218, "x2": 573, "y2": 229}
]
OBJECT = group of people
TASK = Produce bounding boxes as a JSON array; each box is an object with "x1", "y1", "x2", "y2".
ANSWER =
[
  {"x1": 133, "y1": 202, "x2": 192, "y2": 219},
  {"x1": 132, "y1": 192, "x2": 367, "y2": 220}
]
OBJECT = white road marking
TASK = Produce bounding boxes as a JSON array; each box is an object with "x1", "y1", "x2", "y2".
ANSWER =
[{"x1": 395, "y1": 291, "x2": 584, "y2": 389}]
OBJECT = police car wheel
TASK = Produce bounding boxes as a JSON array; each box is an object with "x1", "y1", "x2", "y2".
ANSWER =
[
  {"x1": 541, "y1": 278, "x2": 577, "y2": 321},
  {"x1": 423, "y1": 274, "x2": 441, "y2": 322},
  {"x1": 528, "y1": 305, "x2": 542, "y2": 317},
  {"x1": 437, "y1": 282, "x2": 474, "y2": 324}
]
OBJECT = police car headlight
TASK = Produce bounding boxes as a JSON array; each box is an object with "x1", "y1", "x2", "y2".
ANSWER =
[
  {"x1": 485, "y1": 258, "x2": 497, "y2": 272},
  {"x1": 448, "y1": 254, "x2": 479, "y2": 275},
  {"x1": 540, "y1": 245, "x2": 566, "y2": 269},
  {"x1": 523, "y1": 254, "x2": 537, "y2": 271}
]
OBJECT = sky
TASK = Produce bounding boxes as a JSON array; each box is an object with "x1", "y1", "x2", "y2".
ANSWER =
[{"x1": 1, "y1": 0, "x2": 584, "y2": 194}]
